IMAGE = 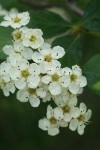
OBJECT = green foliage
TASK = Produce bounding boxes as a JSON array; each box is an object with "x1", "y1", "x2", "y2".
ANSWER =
[
  {"x1": 28, "y1": 10, "x2": 70, "y2": 38},
  {"x1": 52, "y1": 35, "x2": 82, "y2": 67},
  {"x1": 82, "y1": 0, "x2": 100, "y2": 32},
  {"x1": 0, "y1": 27, "x2": 13, "y2": 60},
  {"x1": 83, "y1": 53, "x2": 100, "y2": 86}
]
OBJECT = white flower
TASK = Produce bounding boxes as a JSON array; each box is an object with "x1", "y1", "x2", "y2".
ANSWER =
[
  {"x1": 0, "y1": 11, "x2": 30, "y2": 28},
  {"x1": 12, "y1": 26, "x2": 29, "y2": 42},
  {"x1": 9, "y1": 59, "x2": 40, "y2": 89},
  {"x1": 17, "y1": 86, "x2": 46, "y2": 107},
  {"x1": 3, "y1": 42, "x2": 33, "y2": 60},
  {"x1": 32, "y1": 44, "x2": 65, "y2": 73},
  {"x1": 62, "y1": 65, "x2": 87, "y2": 94},
  {"x1": 69, "y1": 102, "x2": 92, "y2": 135},
  {"x1": 22, "y1": 28, "x2": 44, "y2": 49},
  {"x1": 0, "y1": 77, "x2": 15, "y2": 96},
  {"x1": 42, "y1": 68, "x2": 70, "y2": 95},
  {"x1": 38, "y1": 105, "x2": 64, "y2": 136},
  {"x1": 0, "y1": 61, "x2": 11, "y2": 82}
]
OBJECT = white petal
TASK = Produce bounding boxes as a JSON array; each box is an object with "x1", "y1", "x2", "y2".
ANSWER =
[
  {"x1": 64, "y1": 113, "x2": 72, "y2": 122},
  {"x1": 49, "y1": 82, "x2": 61, "y2": 95},
  {"x1": 62, "y1": 67, "x2": 72, "y2": 76},
  {"x1": 27, "y1": 75, "x2": 40, "y2": 88},
  {"x1": 14, "y1": 79, "x2": 26, "y2": 89},
  {"x1": 69, "y1": 83, "x2": 80, "y2": 94},
  {"x1": 60, "y1": 76, "x2": 70, "y2": 87},
  {"x1": 28, "y1": 63, "x2": 40, "y2": 75},
  {"x1": 10, "y1": 68, "x2": 20, "y2": 80},
  {"x1": 32, "y1": 51, "x2": 43, "y2": 63},
  {"x1": 70, "y1": 107, "x2": 80, "y2": 118},
  {"x1": 80, "y1": 103, "x2": 87, "y2": 114},
  {"x1": 41, "y1": 75, "x2": 51, "y2": 84},
  {"x1": 85, "y1": 109, "x2": 92, "y2": 121},
  {"x1": 58, "y1": 120, "x2": 68, "y2": 127},
  {"x1": 51, "y1": 46, "x2": 65, "y2": 59},
  {"x1": 38, "y1": 118, "x2": 50, "y2": 131},
  {"x1": 36, "y1": 88, "x2": 46, "y2": 98},
  {"x1": 29, "y1": 95, "x2": 40, "y2": 107},
  {"x1": 76, "y1": 76, "x2": 87, "y2": 87},
  {"x1": 54, "y1": 107, "x2": 63, "y2": 120},
  {"x1": 69, "y1": 119, "x2": 78, "y2": 131},
  {"x1": 72, "y1": 65, "x2": 82, "y2": 76},
  {"x1": 47, "y1": 105, "x2": 53, "y2": 119},
  {"x1": 48, "y1": 127, "x2": 59, "y2": 136},
  {"x1": 17, "y1": 89, "x2": 29, "y2": 102},
  {"x1": 69, "y1": 96, "x2": 78, "y2": 107},
  {"x1": 77, "y1": 123, "x2": 85, "y2": 135}
]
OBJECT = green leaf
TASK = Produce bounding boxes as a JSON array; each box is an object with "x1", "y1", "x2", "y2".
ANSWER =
[
  {"x1": 52, "y1": 35, "x2": 82, "y2": 67},
  {"x1": 28, "y1": 10, "x2": 70, "y2": 39},
  {"x1": 83, "y1": 53, "x2": 100, "y2": 86},
  {"x1": 91, "y1": 81, "x2": 100, "y2": 95},
  {"x1": 0, "y1": 0, "x2": 18, "y2": 8},
  {"x1": 82, "y1": 0, "x2": 100, "y2": 32},
  {"x1": 0, "y1": 26, "x2": 13, "y2": 60}
]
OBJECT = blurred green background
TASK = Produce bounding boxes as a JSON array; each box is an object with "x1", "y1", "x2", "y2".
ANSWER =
[{"x1": 0, "y1": 0, "x2": 100, "y2": 149}]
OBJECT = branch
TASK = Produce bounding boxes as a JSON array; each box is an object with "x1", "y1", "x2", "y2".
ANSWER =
[{"x1": 21, "y1": 0, "x2": 84, "y2": 16}]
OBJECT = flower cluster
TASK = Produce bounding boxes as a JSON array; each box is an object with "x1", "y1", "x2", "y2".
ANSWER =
[{"x1": 0, "y1": 11, "x2": 92, "y2": 136}]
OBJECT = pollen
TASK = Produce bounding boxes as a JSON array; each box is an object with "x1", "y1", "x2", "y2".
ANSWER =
[
  {"x1": 30, "y1": 35, "x2": 37, "y2": 42},
  {"x1": 28, "y1": 88, "x2": 36, "y2": 95},
  {"x1": 62, "y1": 105, "x2": 70, "y2": 113},
  {"x1": 44, "y1": 54, "x2": 52, "y2": 62},
  {"x1": 52, "y1": 74, "x2": 60, "y2": 82},
  {"x1": 21, "y1": 70, "x2": 30, "y2": 78},
  {"x1": 13, "y1": 17, "x2": 21, "y2": 23},
  {"x1": 49, "y1": 117, "x2": 57, "y2": 125}
]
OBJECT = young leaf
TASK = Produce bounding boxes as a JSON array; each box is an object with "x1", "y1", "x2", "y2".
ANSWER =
[
  {"x1": 28, "y1": 10, "x2": 70, "y2": 39},
  {"x1": 52, "y1": 35, "x2": 82, "y2": 67},
  {"x1": 83, "y1": 53, "x2": 100, "y2": 86}
]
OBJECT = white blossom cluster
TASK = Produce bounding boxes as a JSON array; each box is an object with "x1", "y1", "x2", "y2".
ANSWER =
[{"x1": 0, "y1": 11, "x2": 92, "y2": 136}]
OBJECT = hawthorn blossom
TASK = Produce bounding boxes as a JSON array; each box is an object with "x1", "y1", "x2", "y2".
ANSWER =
[
  {"x1": 69, "y1": 103, "x2": 92, "y2": 135},
  {"x1": 39, "y1": 105, "x2": 65, "y2": 136},
  {"x1": 62, "y1": 65, "x2": 87, "y2": 94},
  {"x1": 22, "y1": 28, "x2": 44, "y2": 49},
  {"x1": 0, "y1": 11, "x2": 30, "y2": 28}
]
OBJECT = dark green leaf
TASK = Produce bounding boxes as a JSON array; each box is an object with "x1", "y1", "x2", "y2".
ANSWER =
[
  {"x1": 82, "y1": 0, "x2": 100, "y2": 32},
  {"x1": 83, "y1": 53, "x2": 100, "y2": 86},
  {"x1": 0, "y1": 26, "x2": 13, "y2": 60},
  {"x1": 28, "y1": 10, "x2": 70, "y2": 39},
  {"x1": 52, "y1": 35, "x2": 82, "y2": 67}
]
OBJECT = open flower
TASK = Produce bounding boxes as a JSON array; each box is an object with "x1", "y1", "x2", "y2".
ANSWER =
[
  {"x1": 0, "y1": 11, "x2": 30, "y2": 28},
  {"x1": 22, "y1": 28, "x2": 44, "y2": 49},
  {"x1": 62, "y1": 65, "x2": 87, "y2": 94},
  {"x1": 17, "y1": 86, "x2": 46, "y2": 107},
  {"x1": 69, "y1": 102, "x2": 92, "y2": 135},
  {"x1": 39, "y1": 105, "x2": 64, "y2": 136}
]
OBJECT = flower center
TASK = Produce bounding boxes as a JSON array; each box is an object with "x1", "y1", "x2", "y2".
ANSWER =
[
  {"x1": 70, "y1": 74, "x2": 77, "y2": 81},
  {"x1": 28, "y1": 88, "x2": 36, "y2": 95},
  {"x1": 78, "y1": 115, "x2": 85, "y2": 121},
  {"x1": 62, "y1": 105, "x2": 70, "y2": 113},
  {"x1": 13, "y1": 17, "x2": 21, "y2": 23},
  {"x1": 49, "y1": 117, "x2": 57, "y2": 125},
  {"x1": 21, "y1": 70, "x2": 30, "y2": 78},
  {"x1": 52, "y1": 74, "x2": 60, "y2": 82},
  {"x1": 44, "y1": 54, "x2": 52, "y2": 62},
  {"x1": 14, "y1": 31, "x2": 21, "y2": 40},
  {"x1": 30, "y1": 35, "x2": 37, "y2": 42}
]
